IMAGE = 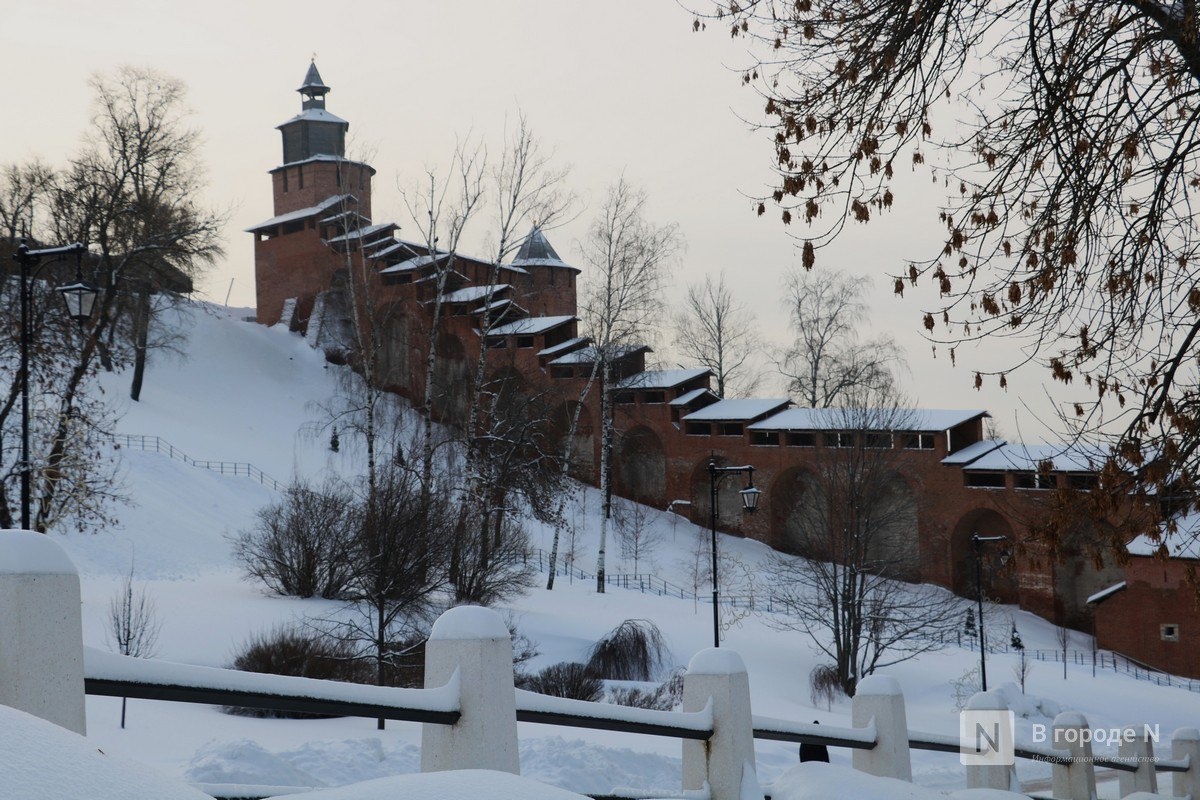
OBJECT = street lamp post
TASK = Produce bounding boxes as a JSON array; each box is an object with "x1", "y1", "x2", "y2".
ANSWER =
[
  {"x1": 972, "y1": 533, "x2": 1008, "y2": 691},
  {"x1": 11, "y1": 238, "x2": 97, "y2": 531},
  {"x1": 707, "y1": 457, "x2": 762, "y2": 648}
]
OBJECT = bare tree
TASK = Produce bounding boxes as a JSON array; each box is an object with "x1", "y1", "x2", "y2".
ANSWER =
[
  {"x1": 456, "y1": 118, "x2": 575, "y2": 593},
  {"x1": 673, "y1": 272, "x2": 760, "y2": 397},
  {"x1": 765, "y1": 394, "x2": 963, "y2": 695},
  {"x1": 66, "y1": 67, "x2": 222, "y2": 400},
  {"x1": 613, "y1": 496, "x2": 661, "y2": 574},
  {"x1": 399, "y1": 142, "x2": 486, "y2": 489},
  {"x1": 777, "y1": 270, "x2": 901, "y2": 408},
  {"x1": 328, "y1": 462, "x2": 455, "y2": 729},
  {"x1": 232, "y1": 477, "x2": 357, "y2": 599},
  {"x1": 703, "y1": 0, "x2": 1200, "y2": 557},
  {"x1": 579, "y1": 179, "x2": 680, "y2": 592},
  {"x1": 0, "y1": 162, "x2": 52, "y2": 241},
  {"x1": 1010, "y1": 623, "x2": 1030, "y2": 692},
  {"x1": 451, "y1": 369, "x2": 555, "y2": 604},
  {"x1": 0, "y1": 66, "x2": 222, "y2": 532},
  {"x1": 1056, "y1": 624, "x2": 1071, "y2": 680},
  {"x1": 107, "y1": 563, "x2": 161, "y2": 729}
]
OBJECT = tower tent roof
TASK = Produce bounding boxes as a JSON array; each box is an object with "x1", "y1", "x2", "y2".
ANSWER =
[
  {"x1": 299, "y1": 61, "x2": 330, "y2": 93},
  {"x1": 512, "y1": 226, "x2": 577, "y2": 271}
]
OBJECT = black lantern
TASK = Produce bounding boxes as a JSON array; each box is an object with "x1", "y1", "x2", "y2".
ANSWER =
[
  {"x1": 59, "y1": 280, "x2": 99, "y2": 322},
  {"x1": 739, "y1": 485, "x2": 762, "y2": 512}
]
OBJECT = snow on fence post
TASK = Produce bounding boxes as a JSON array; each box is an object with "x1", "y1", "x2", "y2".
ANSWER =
[
  {"x1": 0, "y1": 530, "x2": 86, "y2": 735},
  {"x1": 682, "y1": 648, "x2": 762, "y2": 800},
  {"x1": 964, "y1": 691, "x2": 1017, "y2": 792},
  {"x1": 1049, "y1": 711, "x2": 1097, "y2": 800},
  {"x1": 851, "y1": 675, "x2": 912, "y2": 781},
  {"x1": 1171, "y1": 727, "x2": 1200, "y2": 799},
  {"x1": 420, "y1": 605, "x2": 519, "y2": 775},
  {"x1": 1117, "y1": 723, "x2": 1157, "y2": 796}
]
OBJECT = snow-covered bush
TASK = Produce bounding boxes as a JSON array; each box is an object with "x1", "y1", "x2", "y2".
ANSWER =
[
  {"x1": 518, "y1": 662, "x2": 604, "y2": 702},
  {"x1": 608, "y1": 667, "x2": 685, "y2": 710},
  {"x1": 224, "y1": 625, "x2": 368, "y2": 717},
  {"x1": 809, "y1": 663, "x2": 842, "y2": 709},
  {"x1": 232, "y1": 477, "x2": 356, "y2": 599},
  {"x1": 586, "y1": 619, "x2": 670, "y2": 681}
]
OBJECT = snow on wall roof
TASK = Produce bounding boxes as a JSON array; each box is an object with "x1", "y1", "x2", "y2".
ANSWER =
[
  {"x1": 538, "y1": 336, "x2": 590, "y2": 358},
  {"x1": 684, "y1": 398, "x2": 791, "y2": 422},
  {"x1": 1128, "y1": 510, "x2": 1200, "y2": 559},
  {"x1": 748, "y1": 407, "x2": 987, "y2": 432},
  {"x1": 270, "y1": 155, "x2": 375, "y2": 173},
  {"x1": 964, "y1": 442, "x2": 1104, "y2": 472},
  {"x1": 548, "y1": 344, "x2": 650, "y2": 365},
  {"x1": 319, "y1": 209, "x2": 369, "y2": 225},
  {"x1": 1087, "y1": 581, "x2": 1127, "y2": 604},
  {"x1": 614, "y1": 368, "x2": 711, "y2": 390},
  {"x1": 324, "y1": 223, "x2": 396, "y2": 245},
  {"x1": 442, "y1": 284, "x2": 510, "y2": 304},
  {"x1": 670, "y1": 387, "x2": 719, "y2": 406},
  {"x1": 277, "y1": 107, "x2": 349, "y2": 128},
  {"x1": 379, "y1": 253, "x2": 448, "y2": 274},
  {"x1": 372, "y1": 241, "x2": 420, "y2": 260},
  {"x1": 473, "y1": 298, "x2": 515, "y2": 315},
  {"x1": 245, "y1": 195, "x2": 356, "y2": 232},
  {"x1": 489, "y1": 315, "x2": 575, "y2": 336},
  {"x1": 941, "y1": 439, "x2": 1007, "y2": 466}
]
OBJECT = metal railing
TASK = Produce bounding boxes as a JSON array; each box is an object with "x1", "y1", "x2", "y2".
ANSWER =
[
  {"x1": 109, "y1": 433, "x2": 284, "y2": 491},
  {"x1": 527, "y1": 547, "x2": 1200, "y2": 694}
]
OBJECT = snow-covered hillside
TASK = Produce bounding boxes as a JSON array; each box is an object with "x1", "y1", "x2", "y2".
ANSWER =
[{"x1": 55, "y1": 303, "x2": 1200, "y2": 796}]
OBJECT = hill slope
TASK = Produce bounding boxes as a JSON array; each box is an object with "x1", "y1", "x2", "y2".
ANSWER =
[{"x1": 52, "y1": 302, "x2": 1200, "y2": 795}]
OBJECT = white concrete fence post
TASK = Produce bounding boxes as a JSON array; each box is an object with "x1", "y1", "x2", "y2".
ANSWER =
[
  {"x1": 420, "y1": 605, "x2": 519, "y2": 775},
  {"x1": 1171, "y1": 727, "x2": 1200, "y2": 799},
  {"x1": 851, "y1": 675, "x2": 913, "y2": 781},
  {"x1": 0, "y1": 530, "x2": 86, "y2": 735},
  {"x1": 682, "y1": 648, "x2": 762, "y2": 800},
  {"x1": 1050, "y1": 711, "x2": 1097, "y2": 800},
  {"x1": 1117, "y1": 724, "x2": 1157, "y2": 797},
  {"x1": 964, "y1": 690, "x2": 1018, "y2": 792}
]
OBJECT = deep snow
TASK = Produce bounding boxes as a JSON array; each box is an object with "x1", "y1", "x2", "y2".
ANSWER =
[{"x1": 44, "y1": 302, "x2": 1200, "y2": 797}]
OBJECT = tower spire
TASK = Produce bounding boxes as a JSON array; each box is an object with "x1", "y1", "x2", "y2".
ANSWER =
[{"x1": 298, "y1": 60, "x2": 330, "y2": 110}]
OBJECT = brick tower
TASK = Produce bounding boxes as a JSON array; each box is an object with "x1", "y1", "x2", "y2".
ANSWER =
[{"x1": 250, "y1": 61, "x2": 377, "y2": 325}]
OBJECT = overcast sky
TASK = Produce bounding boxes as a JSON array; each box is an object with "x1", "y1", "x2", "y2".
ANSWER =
[{"x1": 3, "y1": 0, "x2": 1075, "y2": 439}]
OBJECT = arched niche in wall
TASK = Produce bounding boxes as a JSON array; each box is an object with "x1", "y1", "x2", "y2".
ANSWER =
[
  {"x1": 951, "y1": 508, "x2": 1018, "y2": 603},
  {"x1": 861, "y1": 472, "x2": 921, "y2": 582},
  {"x1": 548, "y1": 400, "x2": 594, "y2": 482},
  {"x1": 1053, "y1": 519, "x2": 1123, "y2": 630},
  {"x1": 690, "y1": 455, "x2": 751, "y2": 535},
  {"x1": 767, "y1": 465, "x2": 826, "y2": 557},
  {"x1": 375, "y1": 301, "x2": 411, "y2": 392},
  {"x1": 432, "y1": 332, "x2": 470, "y2": 425},
  {"x1": 614, "y1": 426, "x2": 666, "y2": 507}
]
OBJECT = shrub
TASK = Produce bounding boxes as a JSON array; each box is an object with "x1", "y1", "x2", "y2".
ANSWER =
[
  {"x1": 608, "y1": 667, "x2": 685, "y2": 711},
  {"x1": 809, "y1": 663, "x2": 842, "y2": 710},
  {"x1": 232, "y1": 478, "x2": 356, "y2": 599},
  {"x1": 517, "y1": 662, "x2": 604, "y2": 702},
  {"x1": 223, "y1": 625, "x2": 368, "y2": 718},
  {"x1": 451, "y1": 513, "x2": 536, "y2": 607},
  {"x1": 586, "y1": 619, "x2": 670, "y2": 681}
]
